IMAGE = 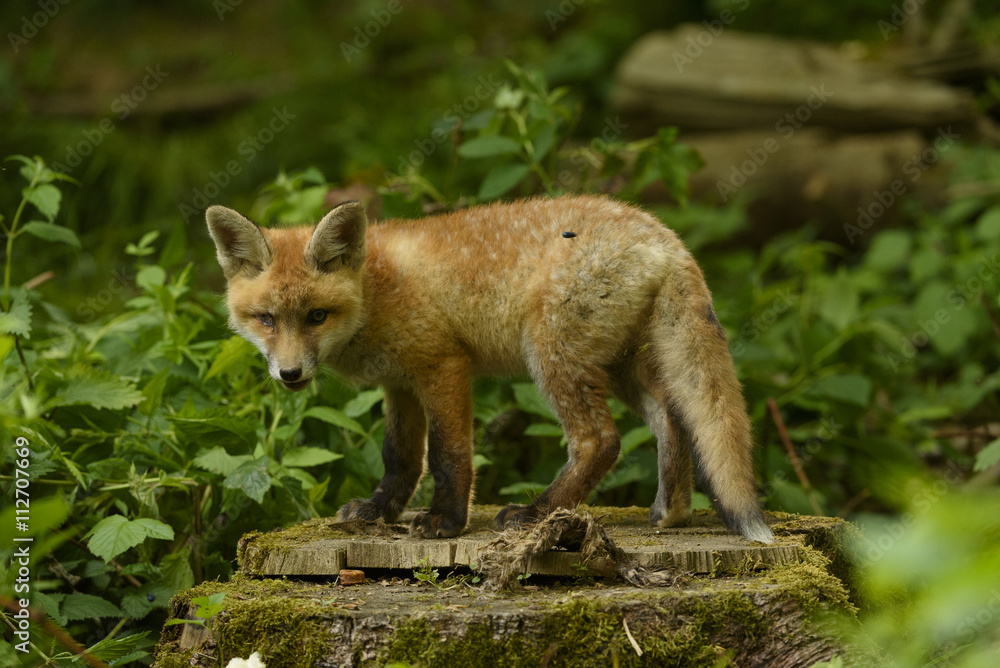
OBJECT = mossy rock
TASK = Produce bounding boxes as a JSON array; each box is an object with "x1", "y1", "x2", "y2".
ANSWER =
[{"x1": 154, "y1": 507, "x2": 867, "y2": 668}]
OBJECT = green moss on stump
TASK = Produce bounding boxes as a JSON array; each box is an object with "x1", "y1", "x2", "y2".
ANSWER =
[{"x1": 374, "y1": 591, "x2": 777, "y2": 668}]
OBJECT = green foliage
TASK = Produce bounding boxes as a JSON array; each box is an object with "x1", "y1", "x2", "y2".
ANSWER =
[
  {"x1": 3, "y1": 54, "x2": 1000, "y2": 667},
  {"x1": 845, "y1": 487, "x2": 1000, "y2": 666},
  {"x1": 390, "y1": 60, "x2": 701, "y2": 207},
  {"x1": 0, "y1": 157, "x2": 385, "y2": 665}
]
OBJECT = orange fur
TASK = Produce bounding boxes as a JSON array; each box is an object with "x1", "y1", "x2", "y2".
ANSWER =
[{"x1": 206, "y1": 196, "x2": 773, "y2": 542}]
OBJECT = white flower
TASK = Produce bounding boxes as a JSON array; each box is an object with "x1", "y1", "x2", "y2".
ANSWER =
[{"x1": 225, "y1": 652, "x2": 266, "y2": 668}]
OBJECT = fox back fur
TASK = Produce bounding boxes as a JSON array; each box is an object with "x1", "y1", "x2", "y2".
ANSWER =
[{"x1": 206, "y1": 195, "x2": 773, "y2": 543}]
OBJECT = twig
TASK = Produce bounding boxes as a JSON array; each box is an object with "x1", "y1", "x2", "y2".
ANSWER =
[
  {"x1": 932, "y1": 428, "x2": 996, "y2": 440},
  {"x1": 69, "y1": 537, "x2": 143, "y2": 589},
  {"x1": 838, "y1": 489, "x2": 871, "y2": 517},
  {"x1": 623, "y1": 618, "x2": 643, "y2": 656},
  {"x1": 767, "y1": 397, "x2": 823, "y2": 516},
  {"x1": 981, "y1": 292, "x2": 1000, "y2": 342},
  {"x1": 0, "y1": 594, "x2": 110, "y2": 668},
  {"x1": 24, "y1": 270, "x2": 55, "y2": 290}
]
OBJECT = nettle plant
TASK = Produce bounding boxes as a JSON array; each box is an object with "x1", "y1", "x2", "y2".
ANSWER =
[
  {"x1": 2, "y1": 61, "x2": 999, "y2": 667},
  {"x1": 0, "y1": 157, "x2": 387, "y2": 665},
  {"x1": 388, "y1": 60, "x2": 703, "y2": 209}
]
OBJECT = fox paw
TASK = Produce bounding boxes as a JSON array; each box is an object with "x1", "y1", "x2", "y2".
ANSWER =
[
  {"x1": 336, "y1": 498, "x2": 385, "y2": 522},
  {"x1": 409, "y1": 511, "x2": 465, "y2": 539},
  {"x1": 494, "y1": 504, "x2": 540, "y2": 530}
]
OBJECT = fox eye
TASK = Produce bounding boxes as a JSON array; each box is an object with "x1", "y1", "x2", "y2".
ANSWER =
[
  {"x1": 308, "y1": 309, "x2": 328, "y2": 325},
  {"x1": 257, "y1": 313, "x2": 274, "y2": 327}
]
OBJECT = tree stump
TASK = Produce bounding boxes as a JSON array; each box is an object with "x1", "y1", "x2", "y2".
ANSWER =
[{"x1": 153, "y1": 507, "x2": 868, "y2": 668}]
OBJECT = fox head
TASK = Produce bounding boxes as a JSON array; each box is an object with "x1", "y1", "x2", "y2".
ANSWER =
[{"x1": 206, "y1": 201, "x2": 367, "y2": 391}]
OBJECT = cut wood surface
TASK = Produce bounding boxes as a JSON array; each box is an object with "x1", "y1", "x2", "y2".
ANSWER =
[
  {"x1": 237, "y1": 505, "x2": 829, "y2": 578},
  {"x1": 156, "y1": 507, "x2": 860, "y2": 668}
]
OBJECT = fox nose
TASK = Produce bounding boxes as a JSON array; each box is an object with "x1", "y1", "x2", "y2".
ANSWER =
[{"x1": 279, "y1": 368, "x2": 302, "y2": 382}]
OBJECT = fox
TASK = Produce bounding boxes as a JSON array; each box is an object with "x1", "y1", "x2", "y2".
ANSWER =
[{"x1": 206, "y1": 195, "x2": 774, "y2": 543}]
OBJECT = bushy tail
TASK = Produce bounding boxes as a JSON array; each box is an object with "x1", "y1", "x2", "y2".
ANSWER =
[{"x1": 652, "y1": 263, "x2": 773, "y2": 543}]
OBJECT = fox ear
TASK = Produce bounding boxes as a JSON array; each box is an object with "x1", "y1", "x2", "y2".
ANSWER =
[
  {"x1": 205, "y1": 206, "x2": 273, "y2": 279},
  {"x1": 305, "y1": 201, "x2": 368, "y2": 273}
]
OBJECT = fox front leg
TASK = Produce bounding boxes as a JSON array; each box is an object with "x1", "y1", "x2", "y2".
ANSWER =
[
  {"x1": 408, "y1": 357, "x2": 475, "y2": 539},
  {"x1": 336, "y1": 385, "x2": 426, "y2": 523}
]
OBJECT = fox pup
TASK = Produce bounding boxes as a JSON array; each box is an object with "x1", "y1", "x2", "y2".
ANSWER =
[{"x1": 206, "y1": 195, "x2": 773, "y2": 543}]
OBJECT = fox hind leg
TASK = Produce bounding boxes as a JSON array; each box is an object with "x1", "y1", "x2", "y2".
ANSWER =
[
  {"x1": 496, "y1": 361, "x2": 620, "y2": 529},
  {"x1": 612, "y1": 363, "x2": 693, "y2": 528}
]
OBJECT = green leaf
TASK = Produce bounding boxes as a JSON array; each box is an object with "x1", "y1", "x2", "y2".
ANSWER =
[
  {"x1": 304, "y1": 406, "x2": 367, "y2": 436},
  {"x1": 205, "y1": 335, "x2": 257, "y2": 380},
  {"x1": 20, "y1": 221, "x2": 81, "y2": 248},
  {"x1": 193, "y1": 446, "x2": 252, "y2": 476},
  {"x1": 865, "y1": 230, "x2": 911, "y2": 271},
  {"x1": 121, "y1": 562, "x2": 162, "y2": 578},
  {"x1": 35, "y1": 592, "x2": 66, "y2": 626},
  {"x1": 499, "y1": 481, "x2": 547, "y2": 497},
  {"x1": 121, "y1": 586, "x2": 171, "y2": 620},
  {"x1": 974, "y1": 438, "x2": 1000, "y2": 472},
  {"x1": 342, "y1": 388, "x2": 384, "y2": 418},
  {"x1": 85, "y1": 515, "x2": 174, "y2": 562},
  {"x1": 191, "y1": 592, "x2": 227, "y2": 620},
  {"x1": 136, "y1": 265, "x2": 167, "y2": 291},
  {"x1": 975, "y1": 206, "x2": 1000, "y2": 241},
  {"x1": 0, "y1": 496, "x2": 69, "y2": 549},
  {"x1": 531, "y1": 124, "x2": 558, "y2": 162},
  {"x1": 0, "y1": 288, "x2": 32, "y2": 338},
  {"x1": 512, "y1": 382, "x2": 556, "y2": 421},
  {"x1": 224, "y1": 457, "x2": 272, "y2": 503},
  {"x1": 914, "y1": 281, "x2": 979, "y2": 356},
  {"x1": 524, "y1": 422, "x2": 564, "y2": 437},
  {"x1": 282, "y1": 446, "x2": 344, "y2": 468},
  {"x1": 25, "y1": 183, "x2": 61, "y2": 221},
  {"x1": 169, "y1": 410, "x2": 257, "y2": 447},
  {"x1": 53, "y1": 371, "x2": 144, "y2": 410},
  {"x1": 458, "y1": 135, "x2": 522, "y2": 159},
  {"x1": 160, "y1": 549, "x2": 195, "y2": 592},
  {"x1": 807, "y1": 374, "x2": 872, "y2": 407},
  {"x1": 87, "y1": 631, "x2": 151, "y2": 665},
  {"x1": 139, "y1": 368, "x2": 170, "y2": 415},
  {"x1": 477, "y1": 163, "x2": 532, "y2": 200},
  {"x1": 819, "y1": 270, "x2": 859, "y2": 331},
  {"x1": 61, "y1": 593, "x2": 123, "y2": 621},
  {"x1": 621, "y1": 425, "x2": 654, "y2": 455}
]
